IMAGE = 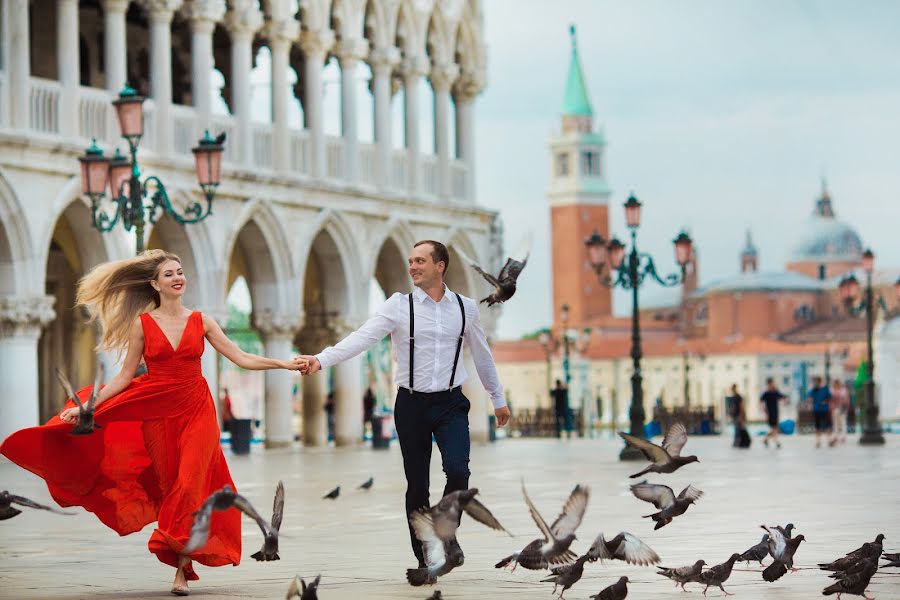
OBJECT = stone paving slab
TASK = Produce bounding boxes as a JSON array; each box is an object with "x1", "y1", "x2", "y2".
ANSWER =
[{"x1": 1, "y1": 434, "x2": 899, "y2": 599}]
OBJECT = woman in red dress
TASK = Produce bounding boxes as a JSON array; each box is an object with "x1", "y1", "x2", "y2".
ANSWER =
[{"x1": 0, "y1": 249, "x2": 304, "y2": 596}]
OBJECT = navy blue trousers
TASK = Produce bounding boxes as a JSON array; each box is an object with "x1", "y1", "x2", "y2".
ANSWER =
[{"x1": 394, "y1": 386, "x2": 471, "y2": 563}]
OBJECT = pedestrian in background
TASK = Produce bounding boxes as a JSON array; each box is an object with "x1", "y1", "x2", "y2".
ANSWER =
[
  {"x1": 551, "y1": 379, "x2": 572, "y2": 439},
  {"x1": 760, "y1": 377, "x2": 787, "y2": 449},
  {"x1": 726, "y1": 384, "x2": 750, "y2": 448},
  {"x1": 806, "y1": 375, "x2": 832, "y2": 448},
  {"x1": 829, "y1": 379, "x2": 849, "y2": 446}
]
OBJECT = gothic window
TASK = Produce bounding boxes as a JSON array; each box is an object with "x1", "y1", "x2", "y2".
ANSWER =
[
  {"x1": 556, "y1": 152, "x2": 570, "y2": 176},
  {"x1": 580, "y1": 150, "x2": 600, "y2": 176},
  {"x1": 794, "y1": 305, "x2": 815, "y2": 322}
]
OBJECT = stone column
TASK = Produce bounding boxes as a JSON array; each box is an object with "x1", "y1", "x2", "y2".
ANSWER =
[
  {"x1": 453, "y1": 77, "x2": 478, "y2": 202},
  {"x1": 103, "y1": 0, "x2": 129, "y2": 93},
  {"x1": 401, "y1": 56, "x2": 429, "y2": 195},
  {"x1": 430, "y1": 64, "x2": 457, "y2": 200},
  {"x1": 333, "y1": 355, "x2": 364, "y2": 446},
  {"x1": 0, "y1": 297, "x2": 56, "y2": 441},
  {"x1": 335, "y1": 38, "x2": 368, "y2": 185},
  {"x1": 57, "y1": 0, "x2": 79, "y2": 136},
  {"x1": 369, "y1": 47, "x2": 399, "y2": 189},
  {"x1": 255, "y1": 311, "x2": 300, "y2": 448},
  {"x1": 461, "y1": 350, "x2": 490, "y2": 443},
  {"x1": 141, "y1": 0, "x2": 183, "y2": 154},
  {"x1": 225, "y1": 0, "x2": 262, "y2": 167},
  {"x1": 300, "y1": 29, "x2": 334, "y2": 180},
  {"x1": 265, "y1": 19, "x2": 299, "y2": 172},
  {"x1": 187, "y1": 0, "x2": 224, "y2": 137},
  {"x1": 302, "y1": 369, "x2": 328, "y2": 447},
  {"x1": 201, "y1": 306, "x2": 228, "y2": 422},
  {"x1": 8, "y1": 0, "x2": 30, "y2": 128}
]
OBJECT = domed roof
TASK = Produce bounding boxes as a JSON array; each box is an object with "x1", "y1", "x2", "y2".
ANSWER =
[{"x1": 789, "y1": 182, "x2": 863, "y2": 263}]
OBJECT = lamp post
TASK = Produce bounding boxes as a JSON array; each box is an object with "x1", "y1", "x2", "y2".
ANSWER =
[
  {"x1": 538, "y1": 305, "x2": 591, "y2": 413},
  {"x1": 837, "y1": 249, "x2": 900, "y2": 446},
  {"x1": 584, "y1": 194, "x2": 693, "y2": 460},
  {"x1": 78, "y1": 85, "x2": 225, "y2": 255}
]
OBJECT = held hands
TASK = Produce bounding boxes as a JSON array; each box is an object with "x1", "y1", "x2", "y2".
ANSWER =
[
  {"x1": 294, "y1": 355, "x2": 321, "y2": 376},
  {"x1": 284, "y1": 356, "x2": 309, "y2": 371},
  {"x1": 494, "y1": 405, "x2": 511, "y2": 428}
]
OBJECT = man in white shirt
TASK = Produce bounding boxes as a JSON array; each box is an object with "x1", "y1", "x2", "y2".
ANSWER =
[{"x1": 299, "y1": 240, "x2": 510, "y2": 568}]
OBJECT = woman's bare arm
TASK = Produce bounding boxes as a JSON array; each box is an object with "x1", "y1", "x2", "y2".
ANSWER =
[
  {"x1": 202, "y1": 314, "x2": 303, "y2": 371},
  {"x1": 93, "y1": 317, "x2": 145, "y2": 407}
]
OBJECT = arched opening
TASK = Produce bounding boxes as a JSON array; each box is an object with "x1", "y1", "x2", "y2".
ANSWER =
[{"x1": 0, "y1": 216, "x2": 14, "y2": 296}]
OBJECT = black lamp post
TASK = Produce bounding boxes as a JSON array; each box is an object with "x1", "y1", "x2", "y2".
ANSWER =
[
  {"x1": 538, "y1": 304, "x2": 591, "y2": 410},
  {"x1": 78, "y1": 85, "x2": 225, "y2": 255},
  {"x1": 585, "y1": 194, "x2": 693, "y2": 460},
  {"x1": 837, "y1": 249, "x2": 900, "y2": 446}
]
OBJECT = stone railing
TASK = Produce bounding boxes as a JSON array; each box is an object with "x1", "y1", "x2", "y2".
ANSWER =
[
  {"x1": 251, "y1": 121, "x2": 273, "y2": 169},
  {"x1": 28, "y1": 77, "x2": 61, "y2": 134},
  {"x1": 171, "y1": 104, "x2": 198, "y2": 156},
  {"x1": 77, "y1": 86, "x2": 116, "y2": 143}
]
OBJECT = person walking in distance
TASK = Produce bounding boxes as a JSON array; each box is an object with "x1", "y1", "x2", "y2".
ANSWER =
[
  {"x1": 760, "y1": 377, "x2": 787, "y2": 449},
  {"x1": 551, "y1": 379, "x2": 571, "y2": 439},
  {"x1": 806, "y1": 376, "x2": 832, "y2": 448},
  {"x1": 726, "y1": 384, "x2": 750, "y2": 448},
  {"x1": 298, "y1": 240, "x2": 510, "y2": 569},
  {"x1": 829, "y1": 379, "x2": 849, "y2": 446}
]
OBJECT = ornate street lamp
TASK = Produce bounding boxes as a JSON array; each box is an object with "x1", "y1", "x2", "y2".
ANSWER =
[
  {"x1": 585, "y1": 195, "x2": 693, "y2": 460},
  {"x1": 837, "y1": 249, "x2": 900, "y2": 445},
  {"x1": 78, "y1": 84, "x2": 225, "y2": 254},
  {"x1": 538, "y1": 306, "x2": 591, "y2": 414}
]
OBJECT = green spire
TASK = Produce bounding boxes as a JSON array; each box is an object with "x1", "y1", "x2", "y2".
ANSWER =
[{"x1": 563, "y1": 24, "x2": 593, "y2": 116}]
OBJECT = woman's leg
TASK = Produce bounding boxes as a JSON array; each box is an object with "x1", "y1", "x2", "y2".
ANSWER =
[{"x1": 172, "y1": 554, "x2": 190, "y2": 595}]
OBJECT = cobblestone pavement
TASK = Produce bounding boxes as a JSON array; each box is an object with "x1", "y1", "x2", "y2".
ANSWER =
[{"x1": 1, "y1": 433, "x2": 899, "y2": 599}]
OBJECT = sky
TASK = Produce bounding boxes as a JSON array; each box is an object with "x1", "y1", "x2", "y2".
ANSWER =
[{"x1": 475, "y1": 0, "x2": 900, "y2": 339}]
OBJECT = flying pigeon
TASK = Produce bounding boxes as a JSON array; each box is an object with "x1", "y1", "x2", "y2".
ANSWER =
[
  {"x1": 819, "y1": 535, "x2": 885, "y2": 571},
  {"x1": 619, "y1": 423, "x2": 699, "y2": 479},
  {"x1": 322, "y1": 486, "x2": 340, "y2": 500},
  {"x1": 698, "y1": 553, "x2": 742, "y2": 596},
  {"x1": 55, "y1": 364, "x2": 105, "y2": 435},
  {"x1": 407, "y1": 489, "x2": 510, "y2": 586},
  {"x1": 456, "y1": 233, "x2": 531, "y2": 306},
  {"x1": 541, "y1": 554, "x2": 589, "y2": 599},
  {"x1": 629, "y1": 481, "x2": 703, "y2": 529},
  {"x1": 761, "y1": 524, "x2": 806, "y2": 582},
  {"x1": 590, "y1": 576, "x2": 629, "y2": 600},
  {"x1": 657, "y1": 560, "x2": 706, "y2": 592},
  {"x1": 249, "y1": 481, "x2": 285, "y2": 561},
  {"x1": 358, "y1": 477, "x2": 374, "y2": 490},
  {"x1": 822, "y1": 558, "x2": 878, "y2": 599},
  {"x1": 184, "y1": 484, "x2": 274, "y2": 556},
  {"x1": 586, "y1": 532, "x2": 660, "y2": 566},
  {"x1": 740, "y1": 534, "x2": 771, "y2": 565},
  {"x1": 286, "y1": 574, "x2": 320, "y2": 599},
  {"x1": 0, "y1": 490, "x2": 73, "y2": 520},
  {"x1": 495, "y1": 482, "x2": 590, "y2": 571}
]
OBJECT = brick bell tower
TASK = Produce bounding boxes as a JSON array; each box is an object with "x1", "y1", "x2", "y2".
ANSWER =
[{"x1": 550, "y1": 25, "x2": 613, "y2": 332}]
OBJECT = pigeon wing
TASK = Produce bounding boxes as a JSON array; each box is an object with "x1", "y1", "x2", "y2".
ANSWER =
[
  {"x1": 508, "y1": 231, "x2": 533, "y2": 263},
  {"x1": 183, "y1": 495, "x2": 216, "y2": 553},
  {"x1": 411, "y1": 511, "x2": 448, "y2": 570},
  {"x1": 676, "y1": 485, "x2": 704, "y2": 502},
  {"x1": 521, "y1": 481, "x2": 554, "y2": 542},
  {"x1": 618, "y1": 432, "x2": 670, "y2": 464},
  {"x1": 462, "y1": 497, "x2": 512, "y2": 536},
  {"x1": 630, "y1": 482, "x2": 675, "y2": 510},
  {"x1": 270, "y1": 481, "x2": 285, "y2": 532},
  {"x1": 86, "y1": 362, "x2": 105, "y2": 411},
  {"x1": 286, "y1": 575, "x2": 301, "y2": 599},
  {"x1": 661, "y1": 422, "x2": 688, "y2": 457},
  {"x1": 619, "y1": 532, "x2": 661, "y2": 566},
  {"x1": 587, "y1": 533, "x2": 612, "y2": 561},
  {"x1": 233, "y1": 493, "x2": 271, "y2": 537},
  {"x1": 549, "y1": 484, "x2": 590, "y2": 537},
  {"x1": 8, "y1": 494, "x2": 73, "y2": 515},
  {"x1": 55, "y1": 367, "x2": 85, "y2": 411},
  {"x1": 762, "y1": 525, "x2": 787, "y2": 560}
]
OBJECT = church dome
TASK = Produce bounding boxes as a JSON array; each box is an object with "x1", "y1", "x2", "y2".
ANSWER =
[{"x1": 789, "y1": 182, "x2": 863, "y2": 263}]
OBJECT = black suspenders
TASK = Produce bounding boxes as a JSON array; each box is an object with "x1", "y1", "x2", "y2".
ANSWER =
[{"x1": 408, "y1": 292, "x2": 466, "y2": 392}]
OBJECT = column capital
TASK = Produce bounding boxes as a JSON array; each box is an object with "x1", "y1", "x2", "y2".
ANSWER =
[
  {"x1": 452, "y1": 72, "x2": 483, "y2": 102},
  {"x1": 263, "y1": 18, "x2": 300, "y2": 45},
  {"x1": 299, "y1": 29, "x2": 335, "y2": 59},
  {"x1": 334, "y1": 38, "x2": 369, "y2": 65},
  {"x1": 0, "y1": 296, "x2": 57, "y2": 337},
  {"x1": 400, "y1": 55, "x2": 430, "y2": 80},
  {"x1": 430, "y1": 63, "x2": 459, "y2": 93},
  {"x1": 224, "y1": 0, "x2": 263, "y2": 37},
  {"x1": 139, "y1": 0, "x2": 183, "y2": 22},
  {"x1": 182, "y1": 0, "x2": 225, "y2": 29},
  {"x1": 102, "y1": 0, "x2": 130, "y2": 14},
  {"x1": 368, "y1": 46, "x2": 401, "y2": 72},
  {"x1": 254, "y1": 310, "x2": 303, "y2": 339}
]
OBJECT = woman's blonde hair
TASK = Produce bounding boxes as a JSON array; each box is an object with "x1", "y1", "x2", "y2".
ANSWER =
[{"x1": 76, "y1": 249, "x2": 182, "y2": 351}]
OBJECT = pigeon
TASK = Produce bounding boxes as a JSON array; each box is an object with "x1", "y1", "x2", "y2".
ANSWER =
[
  {"x1": 819, "y1": 535, "x2": 885, "y2": 571},
  {"x1": 0, "y1": 490, "x2": 74, "y2": 520},
  {"x1": 540, "y1": 554, "x2": 589, "y2": 599},
  {"x1": 407, "y1": 488, "x2": 511, "y2": 586},
  {"x1": 495, "y1": 482, "x2": 590, "y2": 571},
  {"x1": 882, "y1": 552, "x2": 900, "y2": 568},
  {"x1": 829, "y1": 556, "x2": 881, "y2": 580},
  {"x1": 698, "y1": 553, "x2": 742, "y2": 596},
  {"x1": 590, "y1": 576, "x2": 629, "y2": 600},
  {"x1": 55, "y1": 364, "x2": 105, "y2": 435},
  {"x1": 822, "y1": 558, "x2": 878, "y2": 598},
  {"x1": 776, "y1": 523, "x2": 795, "y2": 539},
  {"x1": 761, "y1": 524, "x2": 806, "y2": 582},
  {"x1": 586, "y1": 531, "x2": 660, "y2": 566},
  {"x1": 358, "y1": 477, "x2": 374, "y2": 490},
  {"x1": 740, "y1": 534, "x2": 771, "y2": 565},
  {"x1": 629, "y1": 481, "x2": 703, "y2": 529},
  {"x1": 322, "y1": 486, "x2": 340, "y2": 500},
  {"x1": 657, "y1": 560, "x2": 707, "y2": 591},
  {"x1": 457, "y1": 233, "x2": 531, "y2": 306},
  {"x1": 250, "y1": 481, "x2": 285, "y2": 561},
  {"x1": 286, "y1": 574, "x2": 320, "y2": 599},
  {"x1": 425, "y1": 592, "x2": 442, "y2": 600},
  {"x1": 619, "y1": 423, "x2": 699, "y2": 479},
  {"x1": 184, "y1": 485, "x2": 271, "y2": 555}
]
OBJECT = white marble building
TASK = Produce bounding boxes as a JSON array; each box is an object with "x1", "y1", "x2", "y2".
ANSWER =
[{"x1": 0, "y1": 0, "x2": 503, "y2": 445}]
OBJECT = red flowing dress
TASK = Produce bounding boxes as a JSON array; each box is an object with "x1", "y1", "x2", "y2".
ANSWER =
[{"x1": 0, "y1": 311, "x2": 241, "y2": 580}]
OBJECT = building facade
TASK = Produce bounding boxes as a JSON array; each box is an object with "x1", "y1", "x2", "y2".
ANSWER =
[{"x1": 0, "y1": 0, "x2": 504, "y2": 444}]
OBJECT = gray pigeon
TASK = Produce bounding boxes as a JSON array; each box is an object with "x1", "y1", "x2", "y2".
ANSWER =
[
  {"x1": 829, "y1": 555, "x2": 881, "y2": 580},
  {"x1": 698, "y1": 553, "x2": 741, "y2": 596},
  {"x1": 495, "y1": 482, "x2": 590, "y2": 571},
  {"x1": 540, "y1": 554, "x2": 589, "y2": 599},
  {"x1": 322, "y1": 486, "x2": 340, "y2": 500},
  {"x1": 819, "y1": 534, "x2": 885, "y2": 571},
  {"x1": 0, "y1": 490, "x2": 73, "y2": 520},
  {"x1": 762, "y1": 524, "x2": 806, "y2": 582},
  {"x1": 590, "y1": 576, "x2": 629, "y2": 600},
  {"x1": 458, "y1": 234, "x2": 531, "y2": 306},
  {"x1": 184, "y1": 485, "x2": 271, "y2": 555},
  {"x1": 776, "y1": 523, "x2": 795, "y2": 539},
  {"x1": 56, "y1": 365, "x2": 105, "y2": 435},
  {"x1": 407, "y1": 488, "x2": 510, "y2": 586},
  {"x1": 822, "y1": 558, "x2": 878, "y2": 598},
  {"x1": 286, "y1": 574, "x2": 320, "y2": 600},
  {"x1": 656, "y1": 560, "x2": 706, "y2": 591},
  {"x1": 882, "y1": 552, "x2": 900, "y2": 568},
  {"x1": 620, "y1": 423, "x2": 699, "y2": 479},
  {"x1": 250, "y1": 481, "x2": 285, "y2": 561},
  {"x1": 586, "y1": 532, "x2": 660, "y2": 566},
  {"x1": 358, "y1": 477, "x2": 374, "y2": 490},
  {"x1": 629, "y1": 481, "x2": 703, "y2": 529},
  {"x1": 740, "y1": 534, "x2": 770, "y2": 565}
]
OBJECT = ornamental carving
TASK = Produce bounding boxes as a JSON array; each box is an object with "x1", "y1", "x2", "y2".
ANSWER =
[{"x1": 0, "y1": 296, "x2": 57, "y2": 336}]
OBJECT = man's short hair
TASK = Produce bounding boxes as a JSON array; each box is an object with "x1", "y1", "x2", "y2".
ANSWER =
[
  {"x1": 414, "y1": 240, "x2": 450, "y2": 275},
  {"x1": 766, "y1": 377, "x2": 774, "y2": 385}
]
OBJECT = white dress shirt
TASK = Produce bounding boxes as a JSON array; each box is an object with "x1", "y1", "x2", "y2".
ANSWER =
[{"x1": 316, "y1": 285, "x2": 506, "y2": 408}]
